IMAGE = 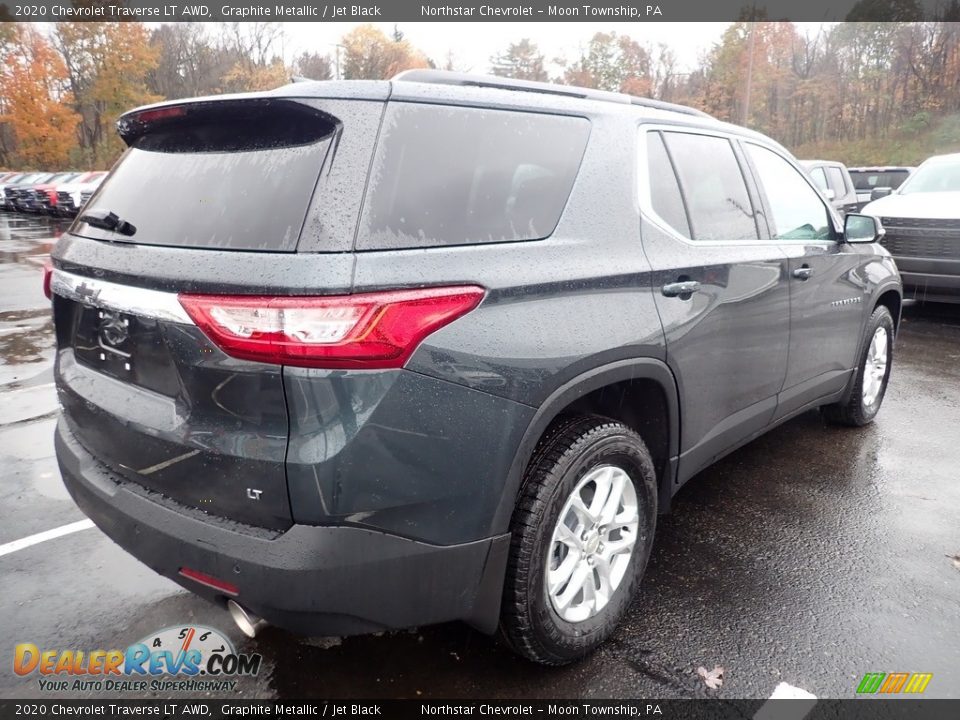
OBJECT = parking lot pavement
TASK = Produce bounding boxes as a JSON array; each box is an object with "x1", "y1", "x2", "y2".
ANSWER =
[{"x1": 1, "y1": 214, "x2": 958, "y2": 700}]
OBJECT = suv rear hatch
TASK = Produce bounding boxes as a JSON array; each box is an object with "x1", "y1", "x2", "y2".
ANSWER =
[{"x1": 52, "y1": 90, "x2": 385, "y2": 530}]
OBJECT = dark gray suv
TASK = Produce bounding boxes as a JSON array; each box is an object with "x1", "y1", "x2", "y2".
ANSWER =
[{"x1": 50, "y1": 71, "x2": 902, "y2": 665}]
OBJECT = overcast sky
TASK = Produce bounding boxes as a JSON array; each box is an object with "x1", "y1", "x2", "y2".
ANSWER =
[{"x1": 279, "y1": 22, "x2": 734, "y2": 75}]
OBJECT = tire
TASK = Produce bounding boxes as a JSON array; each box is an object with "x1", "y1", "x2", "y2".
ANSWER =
[
  {"x1": 822, "y1": 305, "x2": 895, "y2": 427},
  {"x1": 499, "y1": 415, "x2": 658, "y2": 665}
]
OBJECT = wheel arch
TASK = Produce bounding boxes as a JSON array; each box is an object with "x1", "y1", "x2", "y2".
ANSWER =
[
  {"x1": 492, "y1": 358, "x2": 681, "y2": 536},
  {"x1": 873, "y1": 284, "x2": 903, "y2": 334}
]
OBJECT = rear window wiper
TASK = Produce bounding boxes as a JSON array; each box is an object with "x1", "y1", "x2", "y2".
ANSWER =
[{"x1": 80, "y1": 209, "x2": 137, "y2": 237}]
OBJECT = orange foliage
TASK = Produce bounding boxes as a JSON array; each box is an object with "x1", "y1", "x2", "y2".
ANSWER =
[{"x1": 0, "y1": 25, "x2": 79, "y2": 168}]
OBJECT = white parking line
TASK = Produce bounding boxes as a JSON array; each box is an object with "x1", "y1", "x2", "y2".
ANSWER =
[
  {"x1": 0, "y1": 519, "x2": 95, "y2": 558},
  {"x1": 752, "y1": 683, "x2": 817, "y2": 720}
]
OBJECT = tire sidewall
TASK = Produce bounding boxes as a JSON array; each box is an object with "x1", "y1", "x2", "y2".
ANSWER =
[{"x1": 526, "y1": 432, "x2": 657, "y2": 656}]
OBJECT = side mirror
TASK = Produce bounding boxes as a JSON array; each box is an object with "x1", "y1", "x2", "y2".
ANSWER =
[
  {"x1": 870, "y1": 187, "x2": 893, "y2": 201},
  {"x1": 845, "y1": 213, "x2": 885, "y2": 244},
  {"x1": 824, "y1": 188, "x2": 836, "y2": 201}
]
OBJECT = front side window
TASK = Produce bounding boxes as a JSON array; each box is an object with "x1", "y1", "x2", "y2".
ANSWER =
[
  {"x1": 747, "y1": 144, "x2": 835, "y2": 241},
  {"x1": 661, "y1": 132, "x2": 759, "y2": 241}
]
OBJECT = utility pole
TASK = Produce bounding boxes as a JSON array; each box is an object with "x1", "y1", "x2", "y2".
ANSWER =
[{"x1": 743, "y1": 21, "x2": 757, "y2": 126}]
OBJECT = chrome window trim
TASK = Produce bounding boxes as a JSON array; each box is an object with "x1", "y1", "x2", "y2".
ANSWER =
[{"x1": 51, "y1": 269, "x2": 193, "y2": 325}]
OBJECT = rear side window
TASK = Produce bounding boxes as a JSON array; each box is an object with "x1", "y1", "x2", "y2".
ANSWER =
[
  {"x1": 661, "y1": 132, "x2": 759, "y2": 241},
  {"x1": 356, "y1": 103, "x2": 590, "y2": 250},
  {"x1": 809, "y1": 167, "x2": 829, "y2": 191},
  {"x1": 826, "y1": 166, "x2": 848, "y2": 195},
  {"x1": 850, "y1": 170, "x2": 911, "y2": 191},
  {"x1": 74, "y1": 100, "x2": 338, "y2": 252}
]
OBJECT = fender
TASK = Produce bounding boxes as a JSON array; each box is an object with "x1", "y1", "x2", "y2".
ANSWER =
[{"x1": 491, "y1": 357, "x2": 681, "y2": 536}]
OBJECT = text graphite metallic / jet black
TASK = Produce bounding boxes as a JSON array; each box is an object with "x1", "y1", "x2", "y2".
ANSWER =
[{"x1": 50, "y1": 71, "x2": 902, "y2": 665}]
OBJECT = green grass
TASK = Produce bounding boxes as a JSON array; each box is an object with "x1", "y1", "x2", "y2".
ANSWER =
[{"x1": 790, "y1": 113, "x2": 960, "y2": 166}]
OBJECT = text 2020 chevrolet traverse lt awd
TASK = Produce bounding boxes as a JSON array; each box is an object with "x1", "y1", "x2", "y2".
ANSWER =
[{"x1": 50, "y1": 71, "x2": 902, "y2": 665}]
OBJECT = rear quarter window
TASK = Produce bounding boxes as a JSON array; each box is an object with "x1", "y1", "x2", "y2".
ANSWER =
[{"x1": 356, "y1": 103, "x2": 590, "y2": 250}]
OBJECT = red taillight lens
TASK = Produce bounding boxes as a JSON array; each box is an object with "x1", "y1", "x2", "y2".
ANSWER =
[
  {"x1": 178, "y1": 286, "x2": 485, "y2": 369},
  {"x1": 178, "y1": 567, "x2": 239, "y2": 596},
  {"x1": 42, "y1": 261, "x2": 53, "y2": 300}
]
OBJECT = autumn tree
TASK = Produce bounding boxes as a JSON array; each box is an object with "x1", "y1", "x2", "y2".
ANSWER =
[
  {"x1": 490, "y1": 39, "x2": 548, "y2": 81},
  {"x1": 54, "y1": 21, "x2": 160, "y2": 165},
  {"x1": 562, "y1": 33, "x2": 652, "y2": 95},
  {"x1": 293, "y1": 51, "x2": 333, "y2": 81},
  {"x1": 216, "y1": 22, "x2": 290, "y2": 92},
  {"x1": 0, "y1": 24, "x2": 78, "y2": 168},
  {"x1": 340, "y1": 24, "x2": 430, "y2": 80},
  {"x1": 147, "y1": 23, "x2": 237, "y2": 99}
]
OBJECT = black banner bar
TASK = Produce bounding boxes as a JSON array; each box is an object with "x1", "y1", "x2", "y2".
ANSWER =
[
  {"x1": 2, "y1": 700, "x2": 960, "y2": 720},
  {"x1": 0, "y1": 0, "x2": 951, "y2": 23}
]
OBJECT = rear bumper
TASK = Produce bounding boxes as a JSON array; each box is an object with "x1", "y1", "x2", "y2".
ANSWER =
[{"x1": 56, "y1": 418, "x2": 509, "y2": 636}]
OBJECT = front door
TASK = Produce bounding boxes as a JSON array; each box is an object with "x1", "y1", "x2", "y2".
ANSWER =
[
  {"x1": 641, "y1": 129, "x2": 791, "y2": 484},
  {"x1": 742, "y1": 143, "x2": 867, "y2": 419}
]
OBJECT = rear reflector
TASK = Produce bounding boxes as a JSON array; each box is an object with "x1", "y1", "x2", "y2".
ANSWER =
[
  {"x1": 178, "y1": 567, "x2": 239, "y2": 596},
  {"x1": 178, "y1": 286, "x2": 485, "y2": 369},
  {"x1": 42, "y1": 261, "x2": 53, "y2": 300}
]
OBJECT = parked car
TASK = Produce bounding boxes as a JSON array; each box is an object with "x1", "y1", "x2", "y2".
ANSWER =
[
  {"x1": 0, "y1": 172, "x2": 30, "y2": 210},
  {"x1": 849, "y1": 166, "x2": 914, "y2": 209},
  {"x1": 861, "y1": 153, "x2": 960, "y2": 303},
  {"x1": 5, "y1": 173, "x2": 55, "y2": 212},
  {"x1": 54, "y1": 172, "x2": 107, "y2": 217},
  {"x1": 26, "y1": 172, "x2": 85, "y2": 214},
  {"x1": 801, "y1": 160, "x2": 859, "y2": 216},
  {"x1": 50, "y1": 71, "x2": 902, "y2": 665}
]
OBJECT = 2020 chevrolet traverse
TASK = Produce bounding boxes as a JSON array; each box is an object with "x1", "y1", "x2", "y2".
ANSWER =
[{"x1": 51, "y1": 70, "x2": 902, "y2": 664}]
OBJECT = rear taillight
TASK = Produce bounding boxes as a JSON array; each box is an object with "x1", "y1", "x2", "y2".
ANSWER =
[
  {"x1": 42, "y1": 261, "x2": 53, "y2": 300},
  {"x1": 178, "y1": 286, "x2": 485, "y2": 369}
]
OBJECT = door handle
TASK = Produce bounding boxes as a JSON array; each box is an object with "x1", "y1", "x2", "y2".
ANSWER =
[
  {"x1": 661, "y1": 280, "x2": 701, "y2": 298},
  {"x1": 792, "y1": 265, "x2": 813, "y2": 281}
]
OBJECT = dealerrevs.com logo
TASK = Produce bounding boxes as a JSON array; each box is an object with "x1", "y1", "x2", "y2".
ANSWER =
[
  {"x1": 14, "y1": 625, "x2": 262, "y2": 693},
  {"x1": 856, "y1": 672, "x2": 933, "y2": 694}
]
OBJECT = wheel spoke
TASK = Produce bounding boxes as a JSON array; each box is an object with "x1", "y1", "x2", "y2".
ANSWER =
[
  {"x1": 554, "y1": 561, "x2": 590, "y2": 610},
  {"x1": 601, "y1": 532, "x2": 636, "y2": 558},
  {"x1": 587, "y1": 466, "x2": 614, "y2": 519},
  {"x1": 547, "y1": 551, "x2": 579, "y2": 595},
  {"x1": 569, "y1": 494, "x2": 597, "y2": 526},
  {"x1": 599, "y1": 471, "x2": 627, "y2": 526},
  {"x1": 554, "y1": 521, "x2": 583, "y2": 550},
  {"x1": 593, "y1": 556, "x2": 612, "y2": 611}
]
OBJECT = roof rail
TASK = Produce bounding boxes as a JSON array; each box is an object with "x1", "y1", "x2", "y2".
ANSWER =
[{"x1": 392, "y1": 69, "x2": 712, "y2": 119}]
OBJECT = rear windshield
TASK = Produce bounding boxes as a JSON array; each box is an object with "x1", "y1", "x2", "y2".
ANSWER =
[
  {"x1": 73, "y1": 100, "x2": 337, "y2": 252},
  {"x1": 849, "y1": 170, "x2": 910, "y2": 191},
  {"x1": 357, "y1": 103, "x2": 590, "y2": 250}
]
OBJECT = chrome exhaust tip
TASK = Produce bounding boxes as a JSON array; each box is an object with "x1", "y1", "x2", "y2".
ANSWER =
[{"x1": 227, "y1": 599, "x2": 268, "y2": 638}]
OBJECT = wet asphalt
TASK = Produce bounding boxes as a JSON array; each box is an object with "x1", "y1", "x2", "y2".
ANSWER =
[{"x1": 1, "y1": 213, "x2": 958, "y2": 700}]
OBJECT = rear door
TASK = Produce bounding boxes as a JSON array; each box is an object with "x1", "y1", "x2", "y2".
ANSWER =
[
  {"x1": 52, "y1": 96, "x2": 381, "y2": 530},
  {"x1": 640, "y1": 128, "x2": 791, "y2": 482},
  {"x1": 742, "y1": 142, "x2": 866, "y2": 418}
]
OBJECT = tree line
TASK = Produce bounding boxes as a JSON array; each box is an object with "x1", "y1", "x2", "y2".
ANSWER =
[{"x1": 4, "y1": 17, "x2": 960, "y2": 170}]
